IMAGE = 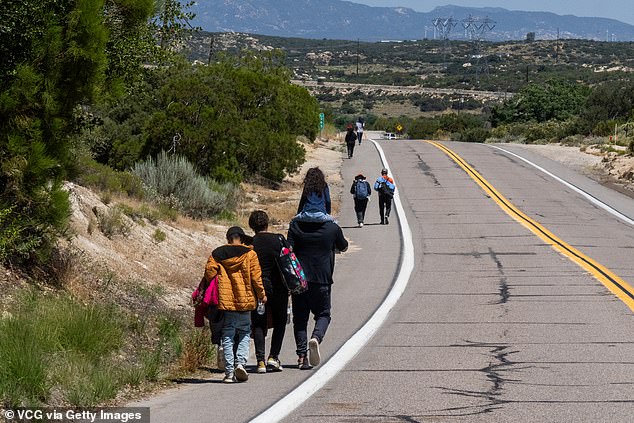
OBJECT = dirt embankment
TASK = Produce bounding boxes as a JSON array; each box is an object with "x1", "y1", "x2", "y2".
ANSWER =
[
  {"x1": 1, "y1": 138, "x2": 346, "y2": 309},
  {"x1": 510, "y1": 143, "x2": 634, "y2": 196}
]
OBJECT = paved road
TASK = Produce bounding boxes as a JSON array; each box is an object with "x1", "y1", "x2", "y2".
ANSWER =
[
  {"x1": 135, "y1": 136, "x2": 634, "y2": 422},
  {"x1": 286, "y1": 138, "x2": 634, "y2": 422}
]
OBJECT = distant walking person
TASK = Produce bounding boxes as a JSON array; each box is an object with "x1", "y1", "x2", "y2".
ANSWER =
[
  {"x1": 374, "y1": 168, "x2": 396, "y2": 225},
  {"x1": 288, "y1": 213, "x2": 348, "y2": 370},
  {"x1": 345, "y1": 124, "x2": 357, "y2": 159},
  {"x1": 248, "y1": 210, "x2": 290, "y2": 373},
  {"x1": 356, "y1": 117, "x2": 365, "y2": 145},
  {"x1": 205, "y1": 227, "x2": 267, "y2": 383},
  {"x1": 350, "y1": 173, "x2": 371, "y2": 227}
]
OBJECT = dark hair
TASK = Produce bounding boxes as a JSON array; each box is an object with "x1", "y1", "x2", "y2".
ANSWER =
[
  {"x1": 302, "y1": 167, "x2": 327, "y2": 199},
  {"x1": 248, "y1": 210, "x2": 269, "y2": 233}
]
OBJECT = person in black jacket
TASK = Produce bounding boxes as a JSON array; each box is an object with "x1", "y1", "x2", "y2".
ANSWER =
[
  {"x1": 248, "y1": 210, "x2": 289, "y2": 373},
  {"x1": 350, "y1": 173, "x2": 371, "y2": 227},
  {"x1": 345, "y1": 124, "x2": 357, "y2": 159},
  {"x1": 287, "y1": 218, "x2": 348, "y2": 369}
]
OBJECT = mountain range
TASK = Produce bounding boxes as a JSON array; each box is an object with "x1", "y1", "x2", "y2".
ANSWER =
[{"x1": 191, "y1": 1, "x2": 634, "y2": 42}]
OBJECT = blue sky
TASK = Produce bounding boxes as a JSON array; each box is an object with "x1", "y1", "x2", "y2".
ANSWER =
[{"x1": 355, "y1": 1, "x2": 634, "y2": 25}]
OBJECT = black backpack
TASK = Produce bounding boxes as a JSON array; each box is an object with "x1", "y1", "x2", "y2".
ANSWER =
[{"x1": 378, "y1": 181, "x2": 393, "y2": 198}]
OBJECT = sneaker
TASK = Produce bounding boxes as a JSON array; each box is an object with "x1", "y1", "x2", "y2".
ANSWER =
[
  {"x1": 298, "y1": 355, "x2": 312, "y2": 370},
  {"x1": 359, "y1": 222, "x2": 363, "y2": 228},
  {"x1": 235, "y1": 364, "x2": 248, "y2": 382},
  {"x1": 385, "y1": 217, "x2": 389, "y2": 225},
  {"x1": 217, "y1": 346, "x2": 225, "y2": 371},
  {"x1": 308, "y1": 338, "x2": 321, "y2": 367},
  {"x1": 257, "y1": 361, "x2": 266, "y2": 374},
  {"x1": 380, "y1": 219, "x2": 385, "y2": 225},
  {"x1": 223, "y1": 373, "x2": 235, "y2": 383},
  {"x1": 267, "y1": 357, "x2": 283, "y2": 372}
]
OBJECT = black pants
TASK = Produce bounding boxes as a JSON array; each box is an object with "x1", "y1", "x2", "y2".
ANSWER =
[
  {"x1": 252, "y1": 289, "x2": 289, "y2": 362},
  {"x1": 357, "y1": 131, "x2": 364, "y2": 145},
  {"x1": 379, "y1": 194, "x2": 392, "y2": 223},
  {"x1": 354, "y1": 198, "x2": 369, "y2": 224},
  {"x1": 346, "y1": 142, "x2": 355, "y2": 158},
  {"x1": 292, "y1": 284, "x2": 331, "y2": 357}
]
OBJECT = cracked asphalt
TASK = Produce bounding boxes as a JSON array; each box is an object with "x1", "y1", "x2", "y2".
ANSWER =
[{"x1": 286, "y1": 139, "x2": 634, "y2": 422}]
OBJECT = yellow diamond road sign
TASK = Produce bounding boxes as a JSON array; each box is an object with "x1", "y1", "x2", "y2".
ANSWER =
[{"x1": 396, "y1": 124, "x2": 403, "y2": 132}]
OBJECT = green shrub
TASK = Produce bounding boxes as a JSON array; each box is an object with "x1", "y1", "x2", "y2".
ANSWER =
[
  {"x1": 628, "y1": 139, "x2": 634, "y2": 154},
  {"x1": 97, "y1": 206, "x2": 132, "y2": 238},
  {"x1": 133, "y1": 152, "x2": 238, "y2": 219},
  {"x1": 74, "y1": 158, "x2": 144, "y2": 198},
  {"x1": 461, "y1": 127, "x2": 491, "y2": 143},
  {"x1": 153, "y1": 229, "x2": 166, "y2": 243}
]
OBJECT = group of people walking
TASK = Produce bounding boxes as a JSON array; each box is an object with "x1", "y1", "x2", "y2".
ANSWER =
[
  {"x1": 199, "y1": 168, "x2": 348, "y2": 383},
  {"x1": 350, "y1": 169, "x2": 396, "y2": 227},
  {"x1": 197, "y1": 131, "x2": 397, "y2": 383},
  {"x1": 345, "y1": 118, "x2": 397, "y2": 226}
]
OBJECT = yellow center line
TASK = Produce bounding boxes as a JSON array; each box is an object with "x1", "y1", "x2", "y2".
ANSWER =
[{"x1": 426, "y1": 140, "x2": 634, "y2": 312}]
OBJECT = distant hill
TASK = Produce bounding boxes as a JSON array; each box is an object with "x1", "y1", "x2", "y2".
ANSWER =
[{"x1": 191, "y1": 1, "x2": 634, "y2": 42}]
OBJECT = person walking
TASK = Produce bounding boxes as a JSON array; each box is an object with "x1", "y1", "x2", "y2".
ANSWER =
[
  {"x1": 295, "y1": 167, "x2": 333, "y2": 222},
  {"x1": 248, "y1": 210, "x2": 290, "y2": 373},
  {"x1": 350, "y1": 173, "x2": 371, "y2": 227},
  {"x1": 288, "y1": 212, "x2": 348, "y2": 370},
  {"x1": 345, "y1": 124, "x2": 357, "y2": 159},
  {"x1": 374, "y1": 168, "x2": 396, "y2": 225},
  {"x1": 355, "y1": 117, "x2": 365, "y2": 145},
  {"x1": 204, "y1": 226, "x2": 267, "y2": 383}
]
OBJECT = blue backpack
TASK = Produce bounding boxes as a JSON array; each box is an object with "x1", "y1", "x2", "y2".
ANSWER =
[{"x1": 355, "y1": 180, "x2": 369, "y2": 200}]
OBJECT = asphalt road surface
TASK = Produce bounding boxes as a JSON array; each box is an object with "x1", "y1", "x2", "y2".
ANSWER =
[{"x1": 135, "y1": 135, "x2": 634, "y2": 422}]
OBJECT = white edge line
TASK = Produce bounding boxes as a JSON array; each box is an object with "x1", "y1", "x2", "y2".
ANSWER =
[
  {"x1": 249, "y1": 138, "x2": 415, "y2": 423},
  {"x1": 489, "y1": 145, "x2": 634, "y2": 227}
]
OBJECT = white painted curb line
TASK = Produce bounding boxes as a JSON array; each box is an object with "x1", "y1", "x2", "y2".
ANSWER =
[
  {"x1": 489, "y1": 145, "x2": 634, "y2": 227},
  {"x1": 250, "y1": 139, "x2": 415, "y2": 423}
]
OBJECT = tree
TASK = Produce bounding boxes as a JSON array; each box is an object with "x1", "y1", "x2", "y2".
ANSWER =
[
  {"x1": 139, "y1": 56, "x2": 319, "y2": 182},
  {"x1": 581, "y1": 81, "x2": 634, "y2": 134},
  {"x1": 0, "y1": 0, "x2": 154, "y2": 264},
  {"x1": 491, "y1": 80, "x2": 591, "y2": 126}
]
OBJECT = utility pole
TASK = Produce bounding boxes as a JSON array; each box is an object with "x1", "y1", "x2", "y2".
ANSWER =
[
  {"x1": 356, "y1": 38, "x2": 360, "y2": 76},
  {"x1": 555, "y1": 28, "x2": 559, "y2": 63},
  {"x1": 207, "y1": 35, "x2": 215, "y2": 65}
]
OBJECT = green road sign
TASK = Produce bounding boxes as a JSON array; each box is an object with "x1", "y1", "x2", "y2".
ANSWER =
[{"x1": 319, "y1": 113, "x2": 325, "y2": 129}]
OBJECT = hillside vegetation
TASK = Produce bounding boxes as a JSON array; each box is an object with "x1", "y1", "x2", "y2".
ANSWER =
[{"x1": 0, "y1": 1, "x2": 319, "y2": 408}]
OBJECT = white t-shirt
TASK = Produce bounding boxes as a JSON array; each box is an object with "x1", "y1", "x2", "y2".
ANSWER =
[{"x1": 355, "y1": 121, "x2": 364, "y2": 132}]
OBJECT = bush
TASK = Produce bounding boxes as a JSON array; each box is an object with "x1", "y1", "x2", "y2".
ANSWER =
[
  {"x1": 461, "y1": 127, "x2": 491, "y2": 143},
  {"x1": 153, "y1": 229, "x2": 166, "y2": 243},
  {"x1": 74, "y1": 158, "x2": 144, "y2": 198},
  {"x1": 97, "y1": 207, "x2": 132, "y2": 238},
  {"x1": 133, "y1": 152, "x2": 238, "y2": 219}
]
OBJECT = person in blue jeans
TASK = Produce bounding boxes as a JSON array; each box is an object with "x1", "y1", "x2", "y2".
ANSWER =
[
  {"x1": 204, "y1": 226, "x2": 266, "y2": 383},
  {"x1": 287, "y1": 215, "x2": 348, "y2": 369}
]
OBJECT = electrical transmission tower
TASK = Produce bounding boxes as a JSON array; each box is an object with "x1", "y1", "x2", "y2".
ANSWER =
[
  {"x1": 432, "y1": 17, "x2": 458, "y2": 71},
  {"x1": 461, "y1": 15, "x2": 496, "y2": 84}
]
